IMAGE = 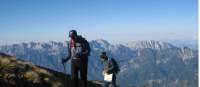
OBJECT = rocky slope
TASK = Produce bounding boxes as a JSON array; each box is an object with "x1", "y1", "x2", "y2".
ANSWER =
[{"x1": 0, "y1": 53, "x2": 101, "y2": 87}]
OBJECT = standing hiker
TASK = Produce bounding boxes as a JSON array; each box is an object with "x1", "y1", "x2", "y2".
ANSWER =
[
  {"x1": 100, "y1": 52, "x2": 120, "y2": 87},
  {"x1": 62, "y1": 30, "x2": 91, "y2": 87}
]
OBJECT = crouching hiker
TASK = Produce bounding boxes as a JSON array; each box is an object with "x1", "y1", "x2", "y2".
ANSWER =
[{"x1": 100, "y1": 52, "x2": 120, "y2": 87}]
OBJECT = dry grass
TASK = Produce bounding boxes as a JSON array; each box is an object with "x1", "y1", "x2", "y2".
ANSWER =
[{"x1": 0, "y1": 54, "x2": 102, "y2": 87}]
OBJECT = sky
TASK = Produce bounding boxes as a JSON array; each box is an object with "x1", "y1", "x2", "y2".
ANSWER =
[{"x1": 0, "y1": 0, "x2": 198, "y2": 45}]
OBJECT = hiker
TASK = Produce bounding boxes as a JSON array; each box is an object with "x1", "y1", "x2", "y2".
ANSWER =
[
  {"x1": 100, "y1": 52, "x2": 120, "y2": 87},
  {"x1": 62, "y1": 30, "x2": 91, "y2": 87}
]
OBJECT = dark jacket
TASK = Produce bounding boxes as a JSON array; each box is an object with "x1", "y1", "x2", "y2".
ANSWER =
[
  {"x1": 66, "y1": 35, "x2": 90, "y2": 60},
  {"x1": 103, "y1": 58, "x2": 115, "y2": 74}
]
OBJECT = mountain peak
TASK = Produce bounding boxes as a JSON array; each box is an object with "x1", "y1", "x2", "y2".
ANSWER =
[
  {"x1": 93, "y1": 39, "x2": 110, "y2": 45},
  {"x1": 179, "y1": 46, "x2": 196, "y2": 61},
  {"x1": 126, "y1": 40, "x2": 176, "y2": 50},
  {"x1": 90, "y1": 39, "x2": 111, "y2": 50}
]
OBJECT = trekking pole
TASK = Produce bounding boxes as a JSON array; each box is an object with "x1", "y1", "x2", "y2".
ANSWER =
[{"x1": 62, "y1": 62, "x2": 68, "y2": 87}]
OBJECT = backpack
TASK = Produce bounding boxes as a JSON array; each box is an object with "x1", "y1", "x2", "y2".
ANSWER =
[
  {"x1": 76, "y1": 36, "x2": 91, "y2": 56},
  {"x1": 110, "y1": 58, "x2": 120, "y2": 73}
]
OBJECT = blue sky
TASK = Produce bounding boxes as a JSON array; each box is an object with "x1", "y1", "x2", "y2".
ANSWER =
[{"x1": 0, "y1": 0, "x2": 198, "y2": 45}]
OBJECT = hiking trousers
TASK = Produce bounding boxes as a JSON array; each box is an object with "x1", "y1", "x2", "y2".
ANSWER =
[{"x1": 71, "y1": 57, "x2": 88, "y2": 87}]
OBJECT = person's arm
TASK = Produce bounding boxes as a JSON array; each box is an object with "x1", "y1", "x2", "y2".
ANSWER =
[
  {"x1": 62, "y1": 42, "x2": 71, "y2": 63},
  {"x1": 66, "y1": 43, "x2": 71, "y2": 60},
  {"x1": 81, "y1": 39, "x2": 91, "y2": 55}
]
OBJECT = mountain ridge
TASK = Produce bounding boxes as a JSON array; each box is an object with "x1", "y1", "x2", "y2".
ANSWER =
[{"x1": 0, "y1": 39, "x2": 198, "y2": 87}]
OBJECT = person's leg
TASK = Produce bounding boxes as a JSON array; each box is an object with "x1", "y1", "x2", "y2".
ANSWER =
[
  {"x1": 108, "y1": 82, "x2": 113, "y2": 87},
  {"x1": 112, "y1": 74, "x2": 117, "y2": 87},
  {"x1": 103, "y1": 81, "x2": 109, "y2": 87},
  {"x1": 80, "y1": 57, "x2": 88, "y2": 87},
  {"x1": 71, "y1": 60, "x2": 79, "y2": 87}
]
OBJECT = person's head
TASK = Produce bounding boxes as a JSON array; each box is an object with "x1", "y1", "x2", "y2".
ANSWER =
[
  {"x1": 69, "y1": 30, "x2": 77, "y2": 39},
  {"x1": 100, "y1": 51, "x2": 108, "y2": 61}
]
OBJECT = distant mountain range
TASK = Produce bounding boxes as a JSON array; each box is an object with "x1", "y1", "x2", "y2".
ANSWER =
[
  {"x1": 165, "y1": 40, "x2": 198, "y2": 51},
  {"x1": 0, "y1": 40, "x2": 198, "y2": 87}
]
